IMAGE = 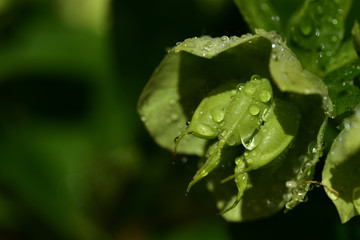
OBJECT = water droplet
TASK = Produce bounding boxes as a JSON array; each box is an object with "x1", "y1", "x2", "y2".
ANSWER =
[
  {"x1": 300, "y1": 18, "x2": 313, "y2": 36},
  {"x1": 230, "y1": 36, "x2": 239, "y2": 42},
  {"x1": 249, "y1": 104, "x2": 260, "y2": 116},
  {"x1": 183, "y1": 39, "x2": 196, "y2": 48},
  {"x1": 174, "y1": 136, "x2": 179, "y2": 143},
  {"x1": 270, "y1": 16, "x2": 280, "y2": 22},
  {"x1": 250, "y1": 74, "x2": 261, "y2": 81},
  {"x1": 301, "y1": 195, "x2": 309, "y2": 203},
  {"x1": 202, "y1": 45, "x2": 211, "y2": 52},
  {"x1": 286, "y1": 181, "x2": 297, "y2": 188},
  {"x1": 307, "y1": 141, "x2": 317, "y2": 154},
  {"x1": 328, "y1": 190, "x2": 339, "y2": 201},
  {"x1": 244, "y1": 83, "x2": 256, "y2": 96},
  {"x1": 271, "y1": 43, "x2": 276, "y2": 48},
  {"x1": 258, "y1": 90, "x2": 272, "y2": 102},
  {"x1": 246, "y1": 156, "x2": 253, "y2": 164},
  {"x1": 141, "y1": 116, "x2": 147, "y2": 122},
  {"x1": 211, "y1": 108, "x2": 225, "y2": 123},
  {"x1": 221, "y1": 36, "x2": 229, "y2": 42},
  {"x1": 186, "y1": 120, "x2": 191, "y2": 126},
  {"x1": 194, "y1": 123, "x2": 216, "y2": 138},
  {"x1": 220, "y1": 130, "x2": 228, "y2": 138},
  {"x1": 236, "y1": 83, "x2": 245, "y2": 91},
  {"x1": 226, "y1": 134, "x2": 238, "y2": 146},
  {"x1": 271, "y1": 54, "x2": 278, "y2": 61}
]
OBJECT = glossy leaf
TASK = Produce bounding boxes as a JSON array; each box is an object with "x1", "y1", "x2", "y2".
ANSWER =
[
  {"x1": 138, "y1": 30, "x2": 332, "y2": 156},
  {"x1": 352, "y1": 20, "x2": 360, "y2": 56},
  {"x1": 138, "y1": 30, "x2": 333, "y2": 221},
  {"x1": 326, "y1": 39, "x2": 358, "y2": 73},
  {"x1": 286, "y1": 0, "x2": 353, "y2": 76},
  {"x1": 322, "y1": 107, "x2": 360, "y2": 223},
  {"x1": 233, "y1": 0, "x2": 282, "y2": 32},
  {"x1": 324, "y1": 58, "x2": 360, "y2": 117}
]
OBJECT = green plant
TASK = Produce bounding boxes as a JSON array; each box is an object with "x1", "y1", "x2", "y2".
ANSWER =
[{"x1": 138, "y1": 0, "x2": 360, "y2": 223}]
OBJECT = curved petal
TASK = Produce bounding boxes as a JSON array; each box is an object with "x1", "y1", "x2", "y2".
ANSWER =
[
  {"x1": 322, "y1": 107, "x2": 360, "y2": 223},
  {"x1": 138, "y1": 30, "x2": 332, "y2": 155}
]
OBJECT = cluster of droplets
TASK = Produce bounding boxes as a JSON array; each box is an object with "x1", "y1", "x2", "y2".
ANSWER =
[
  {"x1": 243, "y1": 74, "x2": 272, "y2": 112},
  {"x1": 169, "y1": 33, "x2": 253, "y2": 58},
  {"x1": 285, "y1": 138, "x2": 328, "y2": 208},
  {"x1": 258, "y1": 2, "x2": 281, "y2": 26},
  {"x1": 325, "y1": 63, "x2": 360, "y2": 117},
  {"x1": 232, "y1": 75, "x2": 273, "y2": 148},
  {"x1": 267, "y1": 30, "x2": 286, "y2": 62},
  {"x1": 289, "y1": 0, "x2": 346, "y2": 71}
]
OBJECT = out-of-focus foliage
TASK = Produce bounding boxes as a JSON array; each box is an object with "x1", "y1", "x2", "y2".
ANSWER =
[
  {"x1": 0, "y1": 0, "x2": 359, "y2": 240},
  {"x1": 0, "y1": 0, "x2": 245, "y2": 239},
  {"x1": 0, "y1": 0, "x2": 138, "y2": 239}
]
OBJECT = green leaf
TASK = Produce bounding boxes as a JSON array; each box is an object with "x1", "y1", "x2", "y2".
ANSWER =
[
  {"x1": 286, "y1": 0, "x2": 353, "y2": 76},
  {"x1": 284, "y1": 116, "x2": 328, "y2": 210},
  {"x1": 326, "y1": 39, "x2": 358, "y2": 73},
  {"x1": 138, "y1": 30, "x2": 332, "y2": 156},
  {"x1": 211, "y1": 114, "x2": 328, "y2": 222},
  {"x1": 138, "y1": 30, "x2": 333, "y2": 221},
  {"x1": 270, "y1": 0, "x2": 304, "y2": 27},
  {"x1": 322, "y1": 107, "x2": 360, "y2": 223},
  {"x1": 233, "y1": 0, "x2": 282, "y2": 32},
  {"x1": 352, "y1": 20, "x2": 360, "y2": 57},
  {"x1": 324, "y1": 58, "x2": 360, "y2": 117}
]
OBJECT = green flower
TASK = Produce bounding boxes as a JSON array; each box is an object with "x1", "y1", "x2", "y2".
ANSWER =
[{"x1": 138, "y1": 29, "x2": 333, "y2": 221}]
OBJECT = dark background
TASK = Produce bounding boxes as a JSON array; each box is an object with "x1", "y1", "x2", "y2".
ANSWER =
[{"x1": 0, "y1": 0, "x2": 359, "y2": 239}]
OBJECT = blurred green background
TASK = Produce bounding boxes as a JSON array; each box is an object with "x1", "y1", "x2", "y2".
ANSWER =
[{"x1": 0, "y1": 0, "x2": 359, "y2": 239}]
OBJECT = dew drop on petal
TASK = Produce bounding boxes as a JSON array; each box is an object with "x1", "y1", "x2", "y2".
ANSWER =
[
  {"x1": 286, "y1": 181, "x2": 297, "y2": 188},
  {"x1": 250, "y1": 74, "x2": 261, "y2": 81},
  {"x1": 211, "y1": 108, "x2": 225, "y2": 123},
  {"x1": 328, "y1": 190, "x2": 339, "y2": 201},
  {"x1": 220, "y1": 36, "x2": 229, "y2": 42},
  {"x1": 226, "y1": 134, "x2": 238, "y2": 146},
  {"x1": 249, "y1": 104, "x2": 260, "y2": 116},
  {"x1": 236, "y1": 83, "x2": 245, "y2": 91},
  {"x1": 258, "y1": 90, "x2": 272, "y2": 102},
  {"x1": 300, "y1": 18, "x2": 314, "y2": 36},
  {"x1": 244, "y1": 83, "x2": 256, "y2": 96}
]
